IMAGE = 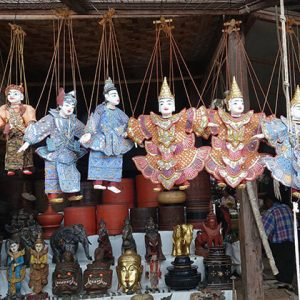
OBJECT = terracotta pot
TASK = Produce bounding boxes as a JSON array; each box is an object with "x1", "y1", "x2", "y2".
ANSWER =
[
  {"x1": 129, "y1": 207, "x2": 158, "y2": 232},
  {"x1": 96, "y1": 204, "x2": 128, "y2": 235},
  {"x1": 64, "y1": 206, "x2": 96, "y2": 236},
  {"x1": 36, "y1": 204, "x2": 63, "y2": 239},
  {"x1": 157, "y1": 190, "x2": 186, "y2": 205},
  {"x1": 158, "y1": 206, "x2": 185, "y2": 231},
  {"x1": 102, "y1": 178, "x2": 135, "y2": 208},
  {"x1": 136, "y1": 175, "x2": 158, "y2": 208}
]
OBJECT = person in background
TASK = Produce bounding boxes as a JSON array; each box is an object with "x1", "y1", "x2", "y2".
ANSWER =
[{"x1": 262, "y1": 196, "x2": 295, "y2": 285}]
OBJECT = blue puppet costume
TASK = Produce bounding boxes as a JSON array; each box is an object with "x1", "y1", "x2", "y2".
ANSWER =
[
  {"x1": 22, "y1": 89, "x2": 86, "y2": 203},
  {"x1": 261, "y1": 85, "x2": 300, "y2": 197},
  {"x1": 81, "y1": 78, "x2": 133, "y2": 193},
  {"x1": 6, "y1": 240, "x2": 26, "y2": 298}
]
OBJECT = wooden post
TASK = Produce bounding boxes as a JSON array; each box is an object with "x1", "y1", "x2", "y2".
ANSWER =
[{"x1": 227, "y1": 21, "x2": 264, "y2": 300}]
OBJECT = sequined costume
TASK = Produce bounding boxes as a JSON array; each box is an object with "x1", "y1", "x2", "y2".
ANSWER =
[
  {"x1": 127, "y1": 107, "x2": 210, "y2": 190},
  {"x1": 205, "y1": 108, "x2": 266, "y2": 188},
  {"x1": 262, "y1": 86, "x2": 300, "y2": 191},
  {"x1": 83, "y1": 103, "x2": 133, "y2": 182},
  {"x1": 0, "y1": 102, "x2": 36, "y2": 172},
  {"x1": 24, "y1": 109, "x2": 86, "y2": 195}
]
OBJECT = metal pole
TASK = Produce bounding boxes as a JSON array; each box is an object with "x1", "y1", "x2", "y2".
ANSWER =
[{"x1": 292, "y1": 202, "x2": 300, "y2": 297}]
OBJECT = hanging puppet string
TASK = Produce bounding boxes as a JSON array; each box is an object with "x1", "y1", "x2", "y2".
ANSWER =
[{"x1": 0, "y1": 23, "x2": 29, "y2": 104}]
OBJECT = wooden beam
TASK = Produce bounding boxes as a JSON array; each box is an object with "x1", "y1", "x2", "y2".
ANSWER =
[
  {"x1": 239, "y1": 0, "x2": 280, "y2": 14},
  {"x1": 252, "y1": 9, "x2": 300, "y2": 23},
  {"x1": 59, "y1": 0, "x2": 88, "y2": 14}
]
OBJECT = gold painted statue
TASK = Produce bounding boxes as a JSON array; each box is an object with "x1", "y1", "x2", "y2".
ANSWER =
[
  {"x1": 116, "y1": 249, "x2": 143, "y2": 294},
  {"x1": 172, "y1": 224, "x2": 193, "y2": 256}
]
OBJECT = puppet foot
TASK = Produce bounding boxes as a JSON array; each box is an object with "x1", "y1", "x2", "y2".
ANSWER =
[
  {"x1": 48, "y1": 193, "x2": 64, "y2": 204},
  {"x1": 94, "y1": 184, "x2": 107, "y2": 190},
  {"x1": 237, "y1": 183, "x2": 246, "y2": 189},
  {"x1": 22, "y1": 169, "x2": 32, "y2": 175},
  {"x1": 153, "y1": 184, "x2": 162, "y2": 192},
  {"x1": 107, "y1": 186, "x2": 121, "y2": 193},
  {"x1": 292, "y1": 190, "x2": 300, "y2": 199},
  {"x1": 68, "y1": 194, "x2": 83, "y2": 201},
  {"x1": 7, "y1": 170, "x2": 15, "y2": 176},
  {"x1": 179, "y1": 181, "x2": 190, "y2": 190},
  {"x1": 217, "y1": 182, "x2": 226, "y2": 188}
]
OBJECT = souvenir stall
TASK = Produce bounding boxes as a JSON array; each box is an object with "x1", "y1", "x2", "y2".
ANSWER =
[{"x1": 0, "y1": 1, "x2": 299, "y2": 300}]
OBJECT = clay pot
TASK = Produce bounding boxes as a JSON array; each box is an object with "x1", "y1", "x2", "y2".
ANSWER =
[
  {"x1": 36, "y1": 204, "x2": 63, "y2": 239},
  {"x1": 64, "y1": 206, "x2": 96, "y2": 236},
  {"x1": 136, "y1": 175, "x2": 158, "y2": 208},
  {"x1": 129, "y1": 207, "x2": 158, "y2": 232},
  {"x1": 158, "y1": 206, "x2": 185, "y2": 231},
  {"x1": 157, "y1": 190, "x2": 186, "y2": 205},
  {"x1": 103, "y1": 178, "x2": 135, "y2": 208},
  {"x1": 96, "y1": 204, "x2": 128, "y2": 235}
]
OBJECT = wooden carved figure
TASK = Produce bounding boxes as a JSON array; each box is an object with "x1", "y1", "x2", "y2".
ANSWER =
[
  {"x1": 0, "y1": 84, "x2": 36, "y2": 176},
  {"x1": 127, "y1": 77, "x2": 210, "y2": 191}
]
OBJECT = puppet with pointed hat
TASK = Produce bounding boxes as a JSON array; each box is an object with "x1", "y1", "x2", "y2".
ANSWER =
[
  {"x1": 0, "y1": 83, "x2": 36, "y2": 176},
  {"x1": 204, "y1": 76, "x2": 267, "y2": 189},
  {"x1": 127, "y1": 77, "x2": 210, "y2": 191},
  {"x1": 19, "y1": 88, "x2": 86, "y2": 203},
  {"x1": 80, "y1": 77, "x2": 133, "y2": 193},
  {"x1": 260, "y1": 85, "x2": 300, "y2": 197}
]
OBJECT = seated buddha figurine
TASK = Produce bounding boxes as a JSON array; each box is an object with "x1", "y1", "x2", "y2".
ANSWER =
[{"x1": 127, "y1": 77, "x2": 210, "y2": 191}]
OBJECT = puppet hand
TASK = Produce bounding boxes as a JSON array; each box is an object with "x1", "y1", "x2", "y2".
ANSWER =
[
  {"x1": 252, "y1": 133, "x2": 264, "y2": 140},
  {"x1": 208, "y1": 122, "x2": 218, "y2": 127},
  {"x1": 80, "y1": 133, "x2": 91, "y2": 144},
  {"x1": 122, "y1": 132, "x2": 128, "y2": 138},
  {"x1": 18, "y1": 142, "x2": 30, "y2": 153}
]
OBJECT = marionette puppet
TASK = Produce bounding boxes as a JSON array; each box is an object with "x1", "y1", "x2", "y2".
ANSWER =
[
  {"x1": 127, "y1": 76, "x2": 210, "y2": 191},
  {"x1": 260, "y1": 85, "x2": 300, "y2": 198},
  {"x1": 18, "y1": 89, "x2": 86, "y2": 203},
  {"x1": 204, "y1": 76, "x2": 267, "y2": 189},
  {"x1": 0, "y1": 84, "x2": 36, "y2": 176},
  {"x1": 6, "y1": 239, "x2": 26, "y2": 299},
  {"x1": 80, "y1": 77, "x2": 133, "y2": 193}
]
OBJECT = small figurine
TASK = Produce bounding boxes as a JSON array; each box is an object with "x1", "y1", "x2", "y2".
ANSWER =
[
  {"x1": 52, "y1": 251, "x2": 82, "y2": 296},
  {"x1": 131, "y1": 294, "x2": 154, "y2": 300},
  {"x1": 80, "y1": 77, "x2": 133, "y2": 193},
  {"x1": 122, "y1": 217, "x2": 137, "y2": 254},
  {"x1": 127, "y1": 77, "x2": 210, "y2": 191},
  {"x1": 172, "y1": 224, "x2": 193, "y2": 256},
  {"x1": 145, "y1": 217, "x2": 165, "y2": 262},
  {"x1": 50, "y1": 224, "x2": 92, "y2": 263},
  {"x1": 205, "y1": 76, "x2": 267, "y2": 188},
  {"x1": 28, "y1": 234, "x2": 48, "y2": 299},
  {"x1": 116, "y1": 249, "x2": 143, "y2": 294},
  {"x1": 97, "y1": 219, "x2": 114, "y2": 265},
  {"x1": 0, "y1": 84, "x2": 36, "y2": 176},
  {"x1": 261, "y1": 85, "x2": 300, "y2": 198},
  {"x1": 83, "y1": 247, "x2": 113, "y2": 295},
  {"x1": 19, "y1": 88, "x2": 87, "y2": 203},
  {"x1": 195, "y1": 203, "x2": 223, "y2": 257},
  {"x1": 6, "y1": 239, "x2": 26, "y2": 299},
  {"x1": 146, "y1": 254, "x2": 161, "y2": 290}
]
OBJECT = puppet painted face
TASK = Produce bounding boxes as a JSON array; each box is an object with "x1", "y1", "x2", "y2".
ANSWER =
[
  {"x1": 105, "y1": 90, "x2": 120, "y2": 106},
  {"x1": 35, "y1": 243, "x2": 44, "y2": 253},
  {"x1": 7, "y1": 89, "x2": 24, "y2": 104},
  {"x1": 158, "y1": 97, "x2": 175, "y2": 116},
  {"x1": 291, "y1": 104, "x2": 300, "y2": 121},
  {"x1": 10, "y1": 242, "x2": 19, "y2": 253},
  {"x1": 228, "y1": 97, "x2": 244, "y2": 115},
  {"x1": 60, "y1": 102, "x2": 75, "y2": 116}
]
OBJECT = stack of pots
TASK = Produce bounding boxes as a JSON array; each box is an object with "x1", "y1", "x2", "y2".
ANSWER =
[{"x1": 185, "y1": 171, "x2": 211, "y2": 229}]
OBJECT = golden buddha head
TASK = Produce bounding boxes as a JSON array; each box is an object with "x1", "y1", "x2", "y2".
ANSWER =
[
  {"x1": 158, "y1": 77, "x2": 175, "y2": 117},
  {"x1": 116, "y1": 249, "x2": 143, "y2": 293},
  {"x1": 225, "y1": 76, "x2": 244, "y2": 116},
  {"x1": 291, "y1": 85, "x2": 300, "y2": 120}
]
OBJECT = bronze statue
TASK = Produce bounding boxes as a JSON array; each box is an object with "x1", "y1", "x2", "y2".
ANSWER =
[
  {"x1": 195, "y1": 203, "x2": 223, "y2": 256},
  {"x1": 144, "y1": 217, "x2": 165, "y2": 262},
  {"x1": 172, "y1": 224, "x2": 193, "y2": 256},
  {"x1": 83, "y1": 247, "x2": 113, "y2": 295},
  {"x1": 116, "y1": 249, "x2": 143, "y2": 294},
  {"x1": 97, "y1": 219, "x2": 114, "y2": 265},
  {"x1": 121, "y1": 217, "x2": 137, "y2": 254},
  {"x1": 52, "y1": 251, "x2": 82, "y2": 296},
  {"x1": 28, "y1": 235, "x2": 48, "y2": 299}
]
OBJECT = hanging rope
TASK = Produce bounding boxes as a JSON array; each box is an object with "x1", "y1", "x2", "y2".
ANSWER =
[
  {"x1": 89, "y1": 8, "x2": 132, "y2": 116},
  {"x1": 0, "y1": 23, "x2": 29, "y2": 104}
]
